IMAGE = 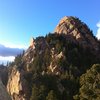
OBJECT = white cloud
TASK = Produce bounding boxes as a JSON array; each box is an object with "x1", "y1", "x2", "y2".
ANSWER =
[
  {"x1": 0, "y1": 56, "x2": 15, "y2": 61},
  {"x1": 0, "y1": 56, "x2": 15, "y2": 65},
  {"x1": 96, "y1": 21, "x2": 100, "y2": 40},
  {"x1": 97, "y1": 22, "x2": 100, "y2": 27}
]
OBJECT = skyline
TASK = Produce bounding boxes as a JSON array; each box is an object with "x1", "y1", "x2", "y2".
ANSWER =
[{"x1": 0, "y1": 0, "x2": 100, "y2": 64}]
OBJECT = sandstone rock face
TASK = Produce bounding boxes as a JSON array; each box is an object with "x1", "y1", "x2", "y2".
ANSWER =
[
  {"x1": 54, "y1": 16, "x2": 99, "y2": 50},
  {"x1": 48, "y1": 50, "x2": 65, "y2": 75},
  {"x1": 0, "y1": 78, "x2": 11, "y2": 100},
  {"x1": 30, "y1": 37, "x2": 35, "y2": 49},
  {"x1": 7, "y1": 67, "x2": 30, "y2": 100}
]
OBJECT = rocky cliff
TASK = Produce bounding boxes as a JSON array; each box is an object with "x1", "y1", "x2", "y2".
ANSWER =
[
  {"x1": 55, "y1": 16, "x2": 99, "y2": 51},
  {"x1": 0, "y1": 78, "x2": 11, "y2": 100},
  {"x1": 6, "y1": 16, "x2": 100, "y2": 100},
  {"x1": 7, "y1": 66, "x2": 30, "y2": 100},
  {"x1": 0, "y1": 65, "x2": 8, "y2": 86},
  {"x1": 0, "y1": 65, "x2": 11, "y2": 100}
]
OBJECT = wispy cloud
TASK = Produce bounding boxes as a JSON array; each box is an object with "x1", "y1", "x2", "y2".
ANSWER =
[{"x1": 96, "y1": 21, "x2": 100, "y2": 40}]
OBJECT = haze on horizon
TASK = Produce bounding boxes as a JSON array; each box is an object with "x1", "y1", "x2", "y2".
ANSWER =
[{"x1": 0, "y1": 0, "x2": 100, "y2": 64}]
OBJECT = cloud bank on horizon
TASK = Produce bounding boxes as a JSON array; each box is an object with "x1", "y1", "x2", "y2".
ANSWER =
[
  {"x1": 0, "y1": 44, "x2": 24, "y2": 64},
  {"x1": 96, "y1": 21, "x2": 100, "y2": 40},
  {"x1": 0, "y1": 44, "x2": 24, "y2": 57}
]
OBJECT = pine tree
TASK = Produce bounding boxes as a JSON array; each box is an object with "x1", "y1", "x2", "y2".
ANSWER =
[{"x1": 46, "y1": 90, "x2": 58, "y2": 100}]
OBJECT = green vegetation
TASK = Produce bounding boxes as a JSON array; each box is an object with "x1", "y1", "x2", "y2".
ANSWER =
[
  {"x1": 74, "y1": 64, "x2": 100, "y2": 100},
  {"x1": 8, "y1": 33, "x2": 100, "y2": 100}
]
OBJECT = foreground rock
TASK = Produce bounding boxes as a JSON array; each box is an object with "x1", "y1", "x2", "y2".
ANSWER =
[
  {"x1": 0, "y1": 78, "x2": 11, "y2": 100},
  {"x1": 0, "y1": 65, "x2": 8, "y2": 86},
  {"x1": 7, "y1": 66, "x2": 30, "y2": 100}
]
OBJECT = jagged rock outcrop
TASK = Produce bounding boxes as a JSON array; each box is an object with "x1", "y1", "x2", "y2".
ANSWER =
[
  {"x1": 48, "y1": 49, "x2": 65, "y2": 75},
  {"x1": 55, "y1": 16, "x2": 99, "y2": 51},
  {"x1": 30, "y1": 37, "x2": 35, "y2": 49},
  {"x1": 7, "y1": 66, "x2": 30, "y2": 100},
  {"x1": 6, "y1": 16, "x2": 100, "y2": 100},
  {"x1": 0, "y1": 78, "x2": 11, "y2": 100}
]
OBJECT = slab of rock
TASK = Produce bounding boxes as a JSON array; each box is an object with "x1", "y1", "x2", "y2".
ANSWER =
[
  {"x1": 0, "y1": 78, "x2": 11, "y2": 100},
  {"x1": 54, "y1": 16, "x2": 99, "y2": 51},
  {"x1": 7, "y1": 67, "x2": 30, "y2": 100}
]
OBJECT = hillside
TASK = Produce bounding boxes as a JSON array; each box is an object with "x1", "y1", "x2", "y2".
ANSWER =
[
  {"x1": 0, "y1": 65, "x2": 11, "y2": 100},
  {"x1": 6, "y1": 16, "x2": 100, "y2": 100}
]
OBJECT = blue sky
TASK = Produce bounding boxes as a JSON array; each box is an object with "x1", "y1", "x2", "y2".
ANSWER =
[{"x1": 0, "y1": 0, "x2": 100, "y2": 63}]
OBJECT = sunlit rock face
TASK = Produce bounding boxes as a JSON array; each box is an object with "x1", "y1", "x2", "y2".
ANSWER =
[
  {"x1": 0, "y1": 78, "x2": 11, "y2": 100},
  {"x1": 30, "y1": 37, "x2": 35, "y2": 49},
  {"x1": 7, "y1": 67, "x2": 30, "y2": 100},
  {"x1": 54, "y1": 16, "x2": 99, "y2": 50}
]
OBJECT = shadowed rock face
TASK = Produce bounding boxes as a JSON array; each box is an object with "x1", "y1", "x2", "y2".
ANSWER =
[
  {"x1": 0, "y1": 65, "x2": 8, "y2": 86},
  {"x1": 0, "y1": 78, "x2": 11, "y2": 100}
]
